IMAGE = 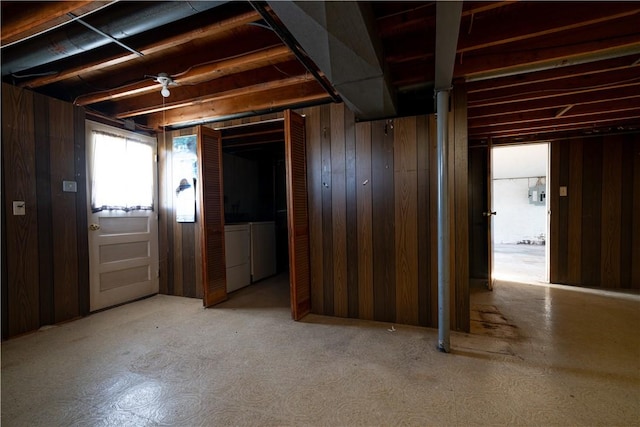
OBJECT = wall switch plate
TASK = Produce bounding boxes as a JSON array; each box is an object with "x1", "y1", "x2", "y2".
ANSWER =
[
  {"x1": 559, "y1": 186, "x2": 568, "y2": 197},
  {"x1": 13, "y1": 201, "x2": 26, "y2": 215},
  {"x1": 63, "y1": 180, "x2": 77, "y2": 192}
]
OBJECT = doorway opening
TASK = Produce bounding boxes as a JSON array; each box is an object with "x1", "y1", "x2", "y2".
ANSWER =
[
  {"x1": 491, "y1": 143, "x2": 549, "y2": 284},
  {"x1": 219, "y1": 119, "x2": 290, "y2": 309},
  {"x1": 468, "y1": 142, "x2": 550, "y2": 339}
]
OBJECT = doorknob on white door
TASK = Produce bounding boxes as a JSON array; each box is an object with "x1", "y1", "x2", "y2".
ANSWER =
[
  {"x1": 89, "y1": 223, "x2": 101, "y2": 231},
  {"x1": 482, "y1": 211, "x2": 497, "y2": 217}
]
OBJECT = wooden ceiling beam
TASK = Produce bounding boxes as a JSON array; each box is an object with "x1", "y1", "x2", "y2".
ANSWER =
[
  {"x1": 468, "y1": 79, "x2": 640, "y2": 109},
  {"x1": 377, "y1": 1, "x2": 513, "y2": 39},
  {"x1": 1, "y1": 1, "x2": 99, "y2": 43},
  {"x1": 469, "y1": 109, "x2": 640, "y2": 137},
  {"x1": 550, "y1": 98, "x2": 640, "y2": 118},
  {"x1": 461, "y1": 1, "x2": 517, "y2": 17},
  {"x1": 110, "y1": 60, "x2": 305, "y2": 115},
  {"x1": 147, "y1": 80, "x2": 329, "y2": 129},
  {"x1": 74, "y1": 46, "x2": 294, "y2": 106},
  {"x1": 469, "y1": 98, "x2": 640, "y2": 129},
  {"x1": 456, "y1": 17, "x2": 640, "y2": 79},
  {"x1": 116, "y1": 74, "x2": 315, "y2": 118},
  {"x1": 467, "y1": 55, "x2": 640, "y2": 94},
  {"x1": 468, "y1": 66, "x2": 640, "y2": 104},
  {"x1": 469, "y1": 84, "x2": 640, "y2": 118},
  {"x1": 457, "y1": 3, "x2": 640, "y2": 54},
  {"x1": 21, "y1": 9, "x2": 262, "y2": 89},
  {"x1": 470, "y1": 118, "x2": 640, "y2": 141},
  {"x1": 377, "y1": 4, "x2": 435, "y2": 39}
]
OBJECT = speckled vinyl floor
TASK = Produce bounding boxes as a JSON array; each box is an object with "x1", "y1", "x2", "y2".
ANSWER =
[{"x1": 2, "y1": 274, "x2": 639, "y2": 426}]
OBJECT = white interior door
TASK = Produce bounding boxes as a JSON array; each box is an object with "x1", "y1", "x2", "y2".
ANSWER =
[
  {"x1": 487, "y1": 138, "x2": 495, "y2": 290},
  {"x1": 86, "y1": 121, "x2": 159, "y2": 311}
]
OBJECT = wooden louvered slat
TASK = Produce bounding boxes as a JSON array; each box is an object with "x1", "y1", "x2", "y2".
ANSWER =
[
  {"x1": 197, "y1": 126, "x2": 227, "y2": 307},
  {"x1": 285, "y1": 110, "x2": 311, "y2": 320}
]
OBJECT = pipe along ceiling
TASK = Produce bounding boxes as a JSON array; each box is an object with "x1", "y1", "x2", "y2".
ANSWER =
[{"x1": 1, "y1": 1, "x2": 226, "y2": 78}]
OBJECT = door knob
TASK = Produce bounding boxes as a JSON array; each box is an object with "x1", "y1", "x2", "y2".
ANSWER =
[
  {"x1": 482, "y1": 211, "x2": 497, "y2": 217},
  {"x1": 89, "y1": 223, "x2": 101, "y2": 231}
]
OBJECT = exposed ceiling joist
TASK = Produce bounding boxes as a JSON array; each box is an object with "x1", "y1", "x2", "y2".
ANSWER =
[
  {"x1": 374, "y1": 1, "x2": 513, "y2": 40},
  {"x1": 470, "y1": 98, "x2": 640, "y2": 129},
  {"x1": 471, "y1": 109, "x2": 640, "y2": 137},
  {"x1": 147, "y1": 80, "x2": 329, "y2": 128},
  {"x1": 468, "y1": 66, "x2": 640, "y2": 104},
  {"x1": 2, "y1": 1, "x2": 227, "y2": 77},
  {"x1": 461, "y1": 1, "x2": 517, "y2": 17},
  {"x1": 467, "y1": 55, "x2": 640, "y2": 94},
  {"x1": 2, "y1": 1, "x2": 638, "y2": 142},
  {"x1": 457, "y1": 3, "x2": 640, "y2": 54},
  {"x1": 110, "y1": 60, "x2": 305, "y2": 116},
  {"x1": 21, "y1": 9, "x2": 263, "y2": 89},
  {"x1": 74, "y1": 46, "x2": 294, "y2": 106},
  {"x1": 460, "y1": 17, "x2": 640, "y2": 80},
  {"x1": 469, "y1": 84, "x2": 640, "y2": 118},
  {"x1": 0, "y1": 1, "x2": 102, "y2": 43},
  {"x1": 116, "y1": 74, "x2": 315, "y2": 119}
]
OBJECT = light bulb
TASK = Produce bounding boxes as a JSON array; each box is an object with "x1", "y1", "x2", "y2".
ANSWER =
[{"x1": 161, "y1": 86, "x2": 170, "y2": 97}]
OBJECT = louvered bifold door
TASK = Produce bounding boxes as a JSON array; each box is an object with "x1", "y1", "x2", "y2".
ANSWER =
[
  {"x1": 197, "y1": 126, "x2": 227, "y2": 307},
  {"x1": 285, "y1": 110, "x2": 311, "y2": 320}
]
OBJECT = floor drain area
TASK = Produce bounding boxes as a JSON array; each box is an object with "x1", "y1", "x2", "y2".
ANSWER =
[{"x1": 470, "y1": 304, "x2": 519, "y2": 340}]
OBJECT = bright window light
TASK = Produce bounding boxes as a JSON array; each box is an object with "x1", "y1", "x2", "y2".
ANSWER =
[{"x1": 91, "y1": 130, "x2": 154, "y2": 212}]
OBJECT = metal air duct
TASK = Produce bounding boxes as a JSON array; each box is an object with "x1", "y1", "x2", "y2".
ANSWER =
[{"x1": 267, "y1": 0, "x2": 396, "y2": 120}]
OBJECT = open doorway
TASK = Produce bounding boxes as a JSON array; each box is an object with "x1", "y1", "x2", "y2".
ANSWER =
[
  {"x1": 468, "y1": 142, "x2": 550, "y2": 339},
  {"x1": 197, "y1": 111, "x2": 310, "y2": 319},
  {"x1": 491, "y1": 143, "x2": 549, "y2": 284},
  {"x1": 219, "y1": 119, "x2": 290, "y2": 309}
]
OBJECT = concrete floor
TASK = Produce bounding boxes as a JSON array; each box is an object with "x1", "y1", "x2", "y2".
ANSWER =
[
  {"x1": 2, "y1": 274, "x2": 639, "y2": 426},
  {"x1": 494, "y1": 243, "x2": 546, "y2": 283}
]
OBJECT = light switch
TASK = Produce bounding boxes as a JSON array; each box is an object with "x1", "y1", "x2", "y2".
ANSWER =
[
  {"x1": 559, "y1": 186, "x2": 568, "y2": 197},
  {"x1": 13, "y1": 201, "x2": 26, "y2": 216},
  {"x1": 63, "y1": 180, "x2": 77, "y2": 192}
]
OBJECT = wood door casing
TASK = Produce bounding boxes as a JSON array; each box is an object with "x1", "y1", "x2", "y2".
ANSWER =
[
  {"x1": 487, "y1": 138, "x2": 495, "y2": 290},
  {"x1": 468, "y1": 145, "x2": 489, "y2": 283},
  {"x1": 285, "y1": 110, "x2": 311, "y2": 320},
  {"x1": 197, "y1": 126, "x2": 227, "y2": 307}
]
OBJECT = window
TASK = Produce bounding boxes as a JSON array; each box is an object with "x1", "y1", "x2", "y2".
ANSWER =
[{"x1": 90, "y1": 130, "x2": 154, "y2": 213}]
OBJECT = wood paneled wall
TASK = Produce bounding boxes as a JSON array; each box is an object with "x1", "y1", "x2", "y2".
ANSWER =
[
  {"x1": 304, "y1": 95, "x2": 469, "y2": 330},
  {"x1": 1, "y1": 83, "x2": 88, "y2": 339},
  {"x1": 550, "y1": 134, "x2": 640, "y2": 288},
  {"x1": 158, "y1": 127, "x2": 203, "y2": 298},
  {"x1": 157, "y1": 100, "x2": 469, "y2": 331}
]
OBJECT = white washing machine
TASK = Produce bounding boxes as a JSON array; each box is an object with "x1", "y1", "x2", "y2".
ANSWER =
[
  {"x1": 249, "y1": 221, "x2": 277, "y2": 282},
  {"x1": 224, "y1": 223, "x2": 250, "y2": 292}
]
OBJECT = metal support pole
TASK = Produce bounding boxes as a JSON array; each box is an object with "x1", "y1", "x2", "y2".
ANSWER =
[{"x1": 436, "y1": 88, "x2": 450, "y2": 353}]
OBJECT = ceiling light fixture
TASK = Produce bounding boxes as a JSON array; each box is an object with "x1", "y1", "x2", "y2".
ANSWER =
[{"x1": 155, "y1": 72, "x2": 175, "y2": 98}]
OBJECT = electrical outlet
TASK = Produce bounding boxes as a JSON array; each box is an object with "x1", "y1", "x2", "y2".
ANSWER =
[
  {"x1": 559, "y1": 186, "x2": 568, "y2": 197},
  {"x1": 13, "y1": 201, "x2": 26, "y2": 216},
  {"x1": 63, "y1": 180, "x2": 77, "y2": 192}
]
